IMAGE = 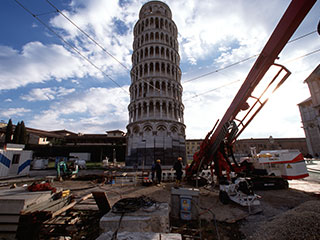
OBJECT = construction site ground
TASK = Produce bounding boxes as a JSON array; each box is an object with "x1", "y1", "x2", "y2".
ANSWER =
[{"x1": 1, "y1": 168, "x2": 320, "y2": 240}]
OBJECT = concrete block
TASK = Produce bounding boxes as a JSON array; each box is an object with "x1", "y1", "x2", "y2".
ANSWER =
[
  {"x1": 171, "y1": 187, "x2": 199, "y2": 220},
  {"x1": 96, "y1": 231, "x2": 182, "y2": 240},
  {"x1": 100, "y1": 203, "x2": 169, "y2": 233}
]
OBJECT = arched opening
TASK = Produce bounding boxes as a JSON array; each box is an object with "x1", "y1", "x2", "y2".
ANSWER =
[
  {"x1": 150, "y1": 62, "x2": 154, "y2": 73},
  {"x1": 161, "y1": 47, "x2": 164, "y2": 57},
  {"x1": 144, "y1": 63, "x2": 148, "y2": 75},
  {"x1": 161, "y1": 62, "x2": 165, "y2": 73},
  {"x1": 145, "y1": 47, "x2": 148, "y2": 57}
]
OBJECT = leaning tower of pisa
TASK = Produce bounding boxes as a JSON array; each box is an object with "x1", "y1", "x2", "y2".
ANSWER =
[{"x1": 126, "y1": 1, "x2": 186, "y2": 166}]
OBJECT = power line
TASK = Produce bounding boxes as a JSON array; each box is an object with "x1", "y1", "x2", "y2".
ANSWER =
[
  {"x1": 34, "y1": 10, "x2": 57, "y2": 17},
  {"x1": 46, "y1": 0, "x2": 131, "y2": 73},
  {"x1": 182, "y1": 30, "x2": 317, "y2": 84},
  {"x1": 288, "y1": 30, "x2": 317, "y2": 43},
  {"x1": 183, "y1": 55, "x2": 258, "y2": 84},
  {"x1": 36, "y1": 0, "x2": 319, "y2": 96},
  {"x1": 183, "y1": 46, "x2": 320, "y2": 100},
  {"x1": 45, "y1": 0, "x2": 161, "y2": 93},
  {"x1": 184, "y1": 79, "x2": 240, "y2": 101},
  {"x1": 14, "y1": 0, "x2": 318, "y2": 100},
  {"x1": 14, "y1": 0, "x2": 129, "y2": 94},
  {"x1": 284, "y1": 47, "x2": 320, "y2": 63}
]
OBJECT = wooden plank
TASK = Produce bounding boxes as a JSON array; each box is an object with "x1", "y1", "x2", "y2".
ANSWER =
[
  {"x1": 77, "y1": 193, "x2": 92, "y2": 203},
  {"x1": 92, "y1": 192, "x2": 111, "y2": 214},
  {"x1": 21, "y1": 197, "x2": 67, "y2": 214},
  {"x1": 51, "y1": 201, "x2": 77, "y2": 218}
]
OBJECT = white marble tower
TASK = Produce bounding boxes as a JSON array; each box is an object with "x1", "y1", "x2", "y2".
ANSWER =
[{"x1": 126, "y1": 1, "x2": 186, "y2": 166}]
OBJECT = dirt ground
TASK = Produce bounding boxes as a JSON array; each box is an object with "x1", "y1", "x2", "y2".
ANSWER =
[{"x1": 2, "y1": 169, "x2": 320, "y2": 239}]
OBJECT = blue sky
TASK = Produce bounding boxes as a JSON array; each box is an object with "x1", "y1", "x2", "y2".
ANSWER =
[{"x1": 0, "y1": 0, "x2": 319, "y2": 139}]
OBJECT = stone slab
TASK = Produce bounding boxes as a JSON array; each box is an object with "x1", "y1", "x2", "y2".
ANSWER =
[
  {"x1": 96, "y1": 231, "x2": 182, "y2": 240},
  {"x1": 0, "y1": 187, "x2": 53, "y2": 214},
  {"x1": 100, "y1": 203, "x2": 169, "y2": 233}
]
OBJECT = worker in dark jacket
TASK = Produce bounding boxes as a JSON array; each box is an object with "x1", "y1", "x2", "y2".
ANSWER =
[
  {"x1": 174, "y1": 157, "x2": 183, "y2": 187},
  {"x1": 155, "y1": 159, "x2": 162, "y2": 186}
]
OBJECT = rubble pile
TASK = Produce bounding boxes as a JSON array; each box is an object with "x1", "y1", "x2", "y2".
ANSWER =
[{"x1": 252, "y1": 200, "x2": 320, "y2": 239}]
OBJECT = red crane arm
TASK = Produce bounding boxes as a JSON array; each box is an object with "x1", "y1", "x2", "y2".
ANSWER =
[{"x1": 186, "y1": 0, "x2": 317, "y2": 177}]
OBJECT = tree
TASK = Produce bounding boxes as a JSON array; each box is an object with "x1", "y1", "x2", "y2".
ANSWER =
[
  {"x1": 5, "y1": 119, "x2": 13, "y2": 143},
  {"x1": 13, "y1": 122, "x2": 21, "y2": 144},
  {"x1": 19, "y1": 121, "x2": 27, "y2": 144}
]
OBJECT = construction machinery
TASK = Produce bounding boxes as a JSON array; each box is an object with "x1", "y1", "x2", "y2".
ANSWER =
[{"x1": 185, "y1": 0, "x2": 317, "y2": 206}]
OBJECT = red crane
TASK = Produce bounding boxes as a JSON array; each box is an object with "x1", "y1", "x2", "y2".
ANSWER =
[{"x1": 186, "y1": 0, "x2": 317, "y2": 184}]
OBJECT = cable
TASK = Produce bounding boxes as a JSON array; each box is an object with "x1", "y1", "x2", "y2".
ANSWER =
[
  {"x1": 46, "y1": 0, "x2": 130, "y2": 73},
  {"x1": 183, "y1": 55, "x2": 258, "y2": 84},
  {"x1": 45, "y1": 0, "x2": 161, "y2": 93},
  {"x1": 48, "y1": 0, "x2": 316, "y2": 87},
  {"x1": 184, "y1": 79, "x2": 240, "y2": 101},
  {"x1": 111, "y1": 195, "x2": 157, "y2": 213},
  {"x1": 182, "y1": 30, "x2": 316, "y2": 84},
  {"x1": 34, "y1": 10, "x2": 57, "y2": 17},
  {"x1": 283, "y1": 47, "x2": 320, "y2": 64},
  {"x1": 288, "y1": 30, "x2": 317, "y2": 43},
  {"x1": 111, "y1": 212, "x2": 124, "y2": 240},
  {"x1": 14, "y1": 0, "x2": 129, "y2": 94}
]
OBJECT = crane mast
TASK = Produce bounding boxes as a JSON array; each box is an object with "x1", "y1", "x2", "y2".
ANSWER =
[{"x1": 186, "y1": 0, "x2": 317, "y2": 181}]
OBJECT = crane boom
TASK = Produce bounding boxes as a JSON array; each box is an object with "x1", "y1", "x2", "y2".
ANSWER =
[{"x1": 186, "y1": 0, "x2": 317, "y2": 179}]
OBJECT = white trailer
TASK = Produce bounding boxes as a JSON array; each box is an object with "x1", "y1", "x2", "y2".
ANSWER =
[
  {"x1": 249, "y1": 148, "x2": 309, "y2": 180},
  {"x1": 0, "y1": 144, "x2": 33, "y2": 178}
]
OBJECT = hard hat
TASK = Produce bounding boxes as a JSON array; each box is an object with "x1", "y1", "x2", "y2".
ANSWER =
[{"x1": 156, "y1": 159, "x2": 161, "y2": 163}]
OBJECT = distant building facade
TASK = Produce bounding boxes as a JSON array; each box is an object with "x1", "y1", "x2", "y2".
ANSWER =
[
  {"x1": 234, "y1": 138, "x2": 308, "y2": 157},
  {"x1": 186, "y1": 137, "x2": 308, "y2": 162},
  {"x1": 0, "y1": 125, "x2": 126, "y2": 162},
  {"x1": 298, "y1": 64, "x2": 320, "y2": 157},
  {"x1": 126, "y1": 1, "x2": 186, "y2": 166},
  {"x1": 185, "y1": 139, "x2": 202, "y2": 163}
]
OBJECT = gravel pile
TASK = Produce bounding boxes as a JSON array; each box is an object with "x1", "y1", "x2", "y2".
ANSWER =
[{"x1": 251, "y1": 200, "x2": 320, "y2": 240}]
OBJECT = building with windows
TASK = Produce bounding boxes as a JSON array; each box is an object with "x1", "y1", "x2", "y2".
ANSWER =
[
  {"x1": 298, "y1": 64, "x2": 320, "y2": 157},
  {"x1": 126, "y1": 1, "x2": 186, "y2": 166},
  {"x1": 234, "y1": 138, "x2": 308, "y2": 157}
]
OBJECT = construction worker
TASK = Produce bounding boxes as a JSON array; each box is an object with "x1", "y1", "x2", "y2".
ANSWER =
[
  {"x1": 174, "y1": 157, "x2": 183, "y2": 187},
  {"x1": 151, "y1": 162, "x2": 155, "y2": 182},
  {"x1": 155, "y1": 159, "x2": 162, "y2": 186}
]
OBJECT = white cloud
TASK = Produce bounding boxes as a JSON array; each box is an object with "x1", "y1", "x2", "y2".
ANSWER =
[
  {"x1": 0, "y1": 108, "x2": 31, "y2": 118},
  {"x1": 28, "y1": 86, "x2": 130, "y2": 133},
  {"x1": 49, "y1": 0, "x2": 141, "y2": 75},
  {"x1": 0, "y1": 42, "x2": 86, "y2": 90},
  {"x1": 4, "y1": 99, "x2": 12, "y2": 102},
  {"x1": 166, "y1": 0, "x2": 286, "y2": 65},
  {"x1": 21, "y1": 87, "x2": 76, "y2": 102}
]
